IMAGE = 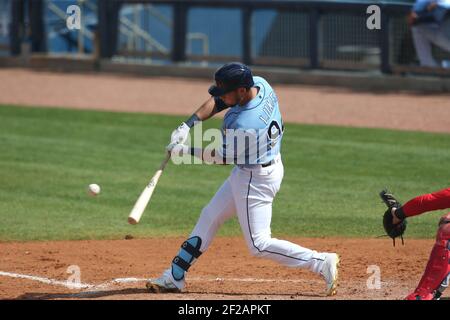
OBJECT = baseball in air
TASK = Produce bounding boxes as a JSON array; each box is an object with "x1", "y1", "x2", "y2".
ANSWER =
[{"x1": 88, "y1": 183, "x2": 101, "y2": 196}]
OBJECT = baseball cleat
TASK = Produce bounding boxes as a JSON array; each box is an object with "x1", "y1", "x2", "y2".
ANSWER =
[
  {"x1": 146, "y1": 276, "x2": 181, "y2": 294},
  {"x1": 405, "y1": 290, "x2": 434, "y2": 300},
  {"x1": 321, "y1": 253, "x2": 340, "y2": 296}
]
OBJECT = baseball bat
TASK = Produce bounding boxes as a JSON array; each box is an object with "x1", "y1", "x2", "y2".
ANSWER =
[{"x1": 128, "y1": 152, "x2": 171, "y2": 225}]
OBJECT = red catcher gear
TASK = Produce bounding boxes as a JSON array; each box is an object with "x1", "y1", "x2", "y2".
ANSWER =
[
  {"x1": 402, "y1": 188, "x2": 450, "y2": 218},
  {"x1": 405, "y1": 213, "x2": 450, "y2": 300}
]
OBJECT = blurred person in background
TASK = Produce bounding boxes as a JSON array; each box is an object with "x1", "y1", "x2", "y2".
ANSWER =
[
  {"x1": 0, "y1": 1, "x2": 9, "y2": 37},
  {"x1": 409, "y1": 0, "x2": 450, "y2": 67}
]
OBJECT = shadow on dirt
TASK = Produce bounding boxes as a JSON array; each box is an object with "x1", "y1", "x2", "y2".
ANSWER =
[
  {"x1": 16, "y1": 288, "x2": 150, "y2": 300},
  {"x1": 15, "y1": 289, "x2": 324, "y2": 300},
  {"x1": 185, "y1": 290, "x2": 324, "y2": 299}
]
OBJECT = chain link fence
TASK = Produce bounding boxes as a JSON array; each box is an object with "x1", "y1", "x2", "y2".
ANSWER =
[
  {"x1": 253, "y1": 9, "x2": 310, "y2": 67},
  {"x1": 3, "y1": 0, "x2": 450, "y2": 76},
  {"x1": 320, "y1": 12, "x2": 381, "y2": 70}
]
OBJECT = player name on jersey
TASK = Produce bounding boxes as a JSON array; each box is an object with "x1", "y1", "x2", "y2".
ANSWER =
[{"x1": 259, "y1": 91, "x2": 278, "y2": 125}]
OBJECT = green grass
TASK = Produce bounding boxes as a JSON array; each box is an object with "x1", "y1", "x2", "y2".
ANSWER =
[{"x1": 0, "y1": 105, "x2": 449, "y2": 241}]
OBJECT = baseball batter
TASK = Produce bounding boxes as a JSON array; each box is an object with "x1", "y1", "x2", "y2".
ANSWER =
[{"x1": 146, "y1": 63, "x2": 340, "y2": 296}]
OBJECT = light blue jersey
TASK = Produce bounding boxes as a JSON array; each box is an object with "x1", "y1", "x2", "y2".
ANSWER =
[{"x1": 220, "y1": 76, "x2": 284, "y2": 165}]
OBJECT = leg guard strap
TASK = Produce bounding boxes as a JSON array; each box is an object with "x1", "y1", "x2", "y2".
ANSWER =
[
  {"x1": 171, "y1": 236, "x2": 203, "y2": 281},
  {"x1": 181, "y1": 240, "x2": 202, "y2": 259},
  {"x1": 173, "y1": 256, "x2": 191, "y2": 271}
]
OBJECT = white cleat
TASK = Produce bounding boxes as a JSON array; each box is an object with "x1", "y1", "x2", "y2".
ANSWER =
[
  {"x1": 320, "y1": 253, "x2": 340, "y2": 296},
  {"x1": 146, "y1": 275, "x2": 181, "y2": 294}
]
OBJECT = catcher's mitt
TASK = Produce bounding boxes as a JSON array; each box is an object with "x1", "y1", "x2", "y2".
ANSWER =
[{"x1": 379, "y1": 190, "x2": 407, "y2": 246}]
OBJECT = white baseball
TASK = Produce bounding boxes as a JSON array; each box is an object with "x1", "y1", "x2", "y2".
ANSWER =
[{"x1": 88, "y1": 183, "x2": 101, "y2": 196}]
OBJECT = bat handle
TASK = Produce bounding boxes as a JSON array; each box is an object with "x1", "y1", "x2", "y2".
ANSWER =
[{"x1": 159, "y1": 152, "x2": 171, "y2": 171}]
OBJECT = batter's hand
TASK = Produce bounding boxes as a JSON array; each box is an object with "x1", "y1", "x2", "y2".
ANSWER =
[
  {"x1": 166, "y1": 142, "x2": 188, "y2": 158},
  {"x1": 170, "y1": 123, "x2": 190, "y2": 145}
]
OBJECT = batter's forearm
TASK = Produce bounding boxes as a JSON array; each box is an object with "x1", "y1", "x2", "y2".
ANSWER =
[
  {"x1": 169, "y1": 98, "x2": 218, "y2": 152},
  {"x1": 400, "y1": 188, "x2": 450, "y2": 218},
  {"x1": 186, "y1": 97, "x2": 217, "y2": 127},
  {"x1": 189, "y1": 147, "x2": 226, "y2": 165}
]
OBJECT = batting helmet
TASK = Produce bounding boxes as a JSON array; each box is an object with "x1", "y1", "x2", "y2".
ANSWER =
[{"x1": 208, "y1": 62, "x2": 254, "y2": 97}]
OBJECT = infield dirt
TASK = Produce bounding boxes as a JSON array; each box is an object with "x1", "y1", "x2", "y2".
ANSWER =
[{"x1": 0, "y1": 237, "x2": 444, "y2": 300}]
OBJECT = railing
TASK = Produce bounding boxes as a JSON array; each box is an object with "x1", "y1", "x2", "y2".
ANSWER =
[
  {"x1": 45, "y1": 0, "x2": 170, "y2": 56},
  {"x1": 116, "y1": 3, "x2": 210, "y2": 63},
  {"x1": 68, "y1": 0, "x2": 210, "y2": 63},
  {"x1": 46, "y1": 0, "x2": 95, "y2": 54},
  {"x1": 100, "y1": 0, "x2": 450, "y2": 75}
]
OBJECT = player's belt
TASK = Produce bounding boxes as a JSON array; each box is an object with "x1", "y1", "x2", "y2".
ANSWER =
[
  {"x1": 237, "y1": 154, "x2": 281, "y2": 169},
  {"x1": 261, "y1": 154, "x2": 281, "y2": 168},
  {"x1": 262, "y1": 160, "x2": 275, "y2": 168}
]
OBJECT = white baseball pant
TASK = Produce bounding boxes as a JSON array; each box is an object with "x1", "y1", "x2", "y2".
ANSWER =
[{"x1": 164, "y1": 155, "x2": 327, "y2": 289}]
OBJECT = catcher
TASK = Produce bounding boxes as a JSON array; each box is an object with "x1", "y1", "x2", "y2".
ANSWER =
[{"x1": 380, "y1": 187, "x2": 450, "y2": 300}]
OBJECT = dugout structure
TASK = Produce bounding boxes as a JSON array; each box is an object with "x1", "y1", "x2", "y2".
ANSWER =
[{"x1": 4, "y1": 0, "x2": 450, "y2": 76}]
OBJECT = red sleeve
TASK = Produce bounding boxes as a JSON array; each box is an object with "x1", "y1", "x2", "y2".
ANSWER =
[{"x1": 403, "y1": 187, "x2": 450, "y2": 217}]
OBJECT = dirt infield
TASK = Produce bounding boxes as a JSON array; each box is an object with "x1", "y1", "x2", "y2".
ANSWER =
[
  {"x1": 0, "y1": 237, "x2": 445, "y2": 300},
  {"x1": 0, "y1": 69, "x2": 449, "y2": 133}
]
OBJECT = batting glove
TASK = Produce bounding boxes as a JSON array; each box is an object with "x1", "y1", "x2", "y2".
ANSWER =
[
  {"x1": 166, "y1": 143, "x2": 188, "y2": 158},
  {"x1": 170, "y1": 122, "x2": 190, "y2": 145}
]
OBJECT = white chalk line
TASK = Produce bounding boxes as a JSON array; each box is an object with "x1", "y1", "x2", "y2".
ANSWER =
[
  {"x1": 0, "y1": 270, "x2": 319, "y2": 292},
  {"x1": 0, "y1": 271, "x2": 92, "y2": 290},
  {"x1": 0, "y1": 271, "x2": 148, "y2": 291},
  {"x1": 2, "y1": 271, "x2": 404, "y2": 299}
]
